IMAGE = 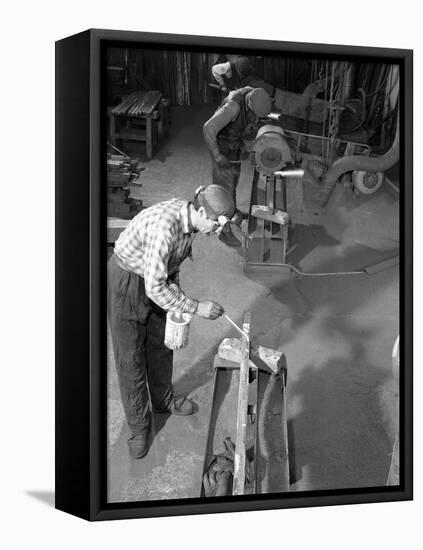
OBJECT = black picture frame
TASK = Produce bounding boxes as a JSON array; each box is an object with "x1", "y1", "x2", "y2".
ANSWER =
[{"x1": 55, "y1": 28, "x2": 413, "y2": 521}]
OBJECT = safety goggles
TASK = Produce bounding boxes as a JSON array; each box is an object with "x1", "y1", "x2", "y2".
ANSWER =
[{"x1": 194, "y1": 186, "x2": 232, "y2": 228}]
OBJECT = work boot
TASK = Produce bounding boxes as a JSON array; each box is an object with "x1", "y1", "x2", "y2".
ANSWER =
[
  {"x1": 128, "y1": 431, "x2": 149, "y2": 459},
  {"x1": 154, "y1": 396, "x2": 198, "y2": 416}
]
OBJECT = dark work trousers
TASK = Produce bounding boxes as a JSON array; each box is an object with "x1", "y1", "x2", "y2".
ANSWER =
[
  {"x1": 107, "y1": 254, "x2": 173, "y2": 436},
  {"x1": 211, "y1": 142, "x2": 241, "y2": 203}
]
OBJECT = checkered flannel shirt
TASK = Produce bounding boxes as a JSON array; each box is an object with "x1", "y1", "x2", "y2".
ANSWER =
[{"x1": 114, "y1": 199, "x2": 198, "y2": 313}]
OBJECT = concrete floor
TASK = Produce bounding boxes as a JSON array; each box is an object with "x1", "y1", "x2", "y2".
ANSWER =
[{"x1": 107, "y1": 106, "x2": 399, "y2": 502}]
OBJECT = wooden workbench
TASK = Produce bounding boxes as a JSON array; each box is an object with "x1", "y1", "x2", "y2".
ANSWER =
[{"x1": 109, "y1": 90, "x2": 169, "y2": 160}]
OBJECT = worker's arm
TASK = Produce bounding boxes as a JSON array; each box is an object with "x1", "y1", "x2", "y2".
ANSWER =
[
  {"x1": 168, "y1": 268, "x2": 180, "y2": 288},
  {"x1": 143, "y1": 230, "x2": 223, "y2": 319},
  {"x1": 144, "y1": 230, "x2": 198, "y2": 314},
  {"x1": 203, "y1": 101, "x2": 240, "y2": 163},
  {"x1": 212, "y1": 61, "x2": 232, "y2": 88},
  {"x1": 168, "y1": 271, "x2": 185, "y2": 302}
]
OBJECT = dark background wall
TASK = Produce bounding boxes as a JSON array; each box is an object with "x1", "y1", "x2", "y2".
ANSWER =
[
  {"x1": 107, "y1": 47, "x2": 398, "y2": 145},
  {"x1": 108, "y1": 47, "x2": 392, "y2": 104}
]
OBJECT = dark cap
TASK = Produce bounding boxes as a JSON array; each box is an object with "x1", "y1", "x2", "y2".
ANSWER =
[
  {"x1": 195, "y1": 184, "x2": 235, "y2": 219},
  {"x1": 234, "y1": 56, "x2": 252, "y2": 78},
  {"x1": 246, "y1": 88, "x2": 272, "y2": 117}
]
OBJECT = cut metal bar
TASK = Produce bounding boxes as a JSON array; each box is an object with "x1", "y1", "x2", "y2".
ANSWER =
[
  {"x1": 251, "y1": 205, "x2": 289, "y2": 225},
  {"x1": 224, "y1": 314, "x2": 249, "y2": 341},
  {"x1": 233, "y1": 312, "x2": 251, "y2": 496}
]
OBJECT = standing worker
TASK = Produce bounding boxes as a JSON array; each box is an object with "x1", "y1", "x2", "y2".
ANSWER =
[
  {"x1": 212, "y1": 55, "x2": 275, "y2": 97},
  {"x1": 203, "y1": 86, "x2": 272, "y2": 244},
  {"x1": 212, "y1": 56, "x2": 254, "y2": 92},
  {"x1": 108, "y1": 185, "x2": 235, "y2": 459}
]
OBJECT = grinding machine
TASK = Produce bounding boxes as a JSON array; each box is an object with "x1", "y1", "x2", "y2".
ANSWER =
[
  {"x1": 241, "y1": 123, "x2": 301, "y2": 272},
  {"x1": 238, "y1": 109, "x2": 400, "y2": 273}
]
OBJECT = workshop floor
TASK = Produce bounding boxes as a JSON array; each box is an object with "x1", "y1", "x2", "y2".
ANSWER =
[{"x1": 107, "y1": 106, "x2": 399, "y2": 502}]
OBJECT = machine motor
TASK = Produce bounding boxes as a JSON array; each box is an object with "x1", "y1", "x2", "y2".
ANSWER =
[{"x1": 253, "y1": 125, "x2": 292, "y2": 174}]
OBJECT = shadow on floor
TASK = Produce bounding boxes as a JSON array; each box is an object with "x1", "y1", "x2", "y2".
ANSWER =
[
  {"x1": 175, "y1": 255, "x2": 398, "y2": 491},
  {"x1": 288, "y1": 223, "x2": 341, "y2": 267},
  {"x1": 26, "y1": 490, "x2": 55, "y2": 508},
  {"x1": 287, "y1": 340, "x2": 393, "y2": 490}
]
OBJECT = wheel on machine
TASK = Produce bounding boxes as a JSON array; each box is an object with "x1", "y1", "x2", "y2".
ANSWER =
[{"x1": 352, "y1": 170, "x2": 384, "y2": 194}]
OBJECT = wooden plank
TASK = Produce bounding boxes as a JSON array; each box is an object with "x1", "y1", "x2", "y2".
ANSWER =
[
  {"x1": 233, "y1": 312, "x2": 251, "y2": 496},
  {"x1": 139, "y1": 91, "x2": 162, "y2": 115},
  {"x1": 256, "y1": 173, "x2": 267, "y2": 262},
  {"x1": 247, "y1": 368, "x2": 258, "y2": 494},
  {"x1": 256, "y1": 366, "x2": 291, "y2": 493},
  {"x1": 251, "y1": 205, "x2": 289, "y2": 225},
  {"x1": 109, "y1": 113, "x2": 117, "y2": 144},
  {"x1": 218, "y1": 338, "x2": 282, "y2": 375},
  {"x1": 107, "y1": 217, "x2": 131, "y2": 229},
  {"x1": 236, "y1": 159, "x2": 256, "y2": 217},
  {"x1": 111, "y1": 91, "x2": 138, "y2": 116},
  {"x1": 110, "y1": 131, "x2": 148, "y2": 142},
  {"x1": 201, "y1": 365, "x2": 240, "y2": 497},
  {"x1": 146, "y1": 116, "x2": 153, "y2": 159}
]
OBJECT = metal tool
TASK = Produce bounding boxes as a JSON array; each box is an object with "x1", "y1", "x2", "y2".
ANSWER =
[{"x1": 224, "y1": 314, "x2": 249, "y2": 341}]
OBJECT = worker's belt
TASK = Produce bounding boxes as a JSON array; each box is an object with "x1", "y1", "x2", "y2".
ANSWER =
[{"x1": 115, "y1": 253, "x2": 179, "y2": 280}]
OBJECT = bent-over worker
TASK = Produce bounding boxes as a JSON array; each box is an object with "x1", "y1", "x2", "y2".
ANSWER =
[{"x1": 108, "y1": 184, "x2": 235, "y2": 459}]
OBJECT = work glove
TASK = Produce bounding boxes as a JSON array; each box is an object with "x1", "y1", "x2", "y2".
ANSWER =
[{"x1": 196, "y1": 300, "x2": 224, "y2": 320}]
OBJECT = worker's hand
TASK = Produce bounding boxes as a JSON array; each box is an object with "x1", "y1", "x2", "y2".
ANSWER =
[
  {"x1": 168, "y1": 282, "x2": 180, "y2": 293},
  {"x1": 196, "y1": 300, "x2": 224, "y2": 320},
  {"x1": 230, "y1": 209, "x2": 243, "y2": 227},
  {"x1": 215, "y1": 153, "x2": 230, "y2": 169}
]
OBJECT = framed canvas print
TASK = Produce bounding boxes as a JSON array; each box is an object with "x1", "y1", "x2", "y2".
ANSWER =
[{"x1": 55, "y1": 29, "x2": 412, "y2": 521}]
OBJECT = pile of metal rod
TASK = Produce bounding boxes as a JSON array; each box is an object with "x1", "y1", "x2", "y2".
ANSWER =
[
  {"x1": 107, "y1": 153, "x2": 143, "y2": 187},
  {"x1": 107, "y1": 144, "x2": 144, "y2": 219},
  {"x1": 111, "y1": 91, "x2": 162, "y2": 118}
]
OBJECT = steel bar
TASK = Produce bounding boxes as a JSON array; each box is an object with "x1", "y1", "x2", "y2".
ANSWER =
[
  {"x1": 224, "y1": 314, "x2": 249, "y2": 341},
  {"x1": 233, "y1": 312, "x2": 251, "y2": 496}
]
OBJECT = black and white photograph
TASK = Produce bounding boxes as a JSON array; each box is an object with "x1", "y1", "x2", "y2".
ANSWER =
[
  {"x1": 105, "y1": 42, "x2": 402, "y2": 503},
  {"x1": 3, "y1": 0, "x2": 421, "y2": 543}
]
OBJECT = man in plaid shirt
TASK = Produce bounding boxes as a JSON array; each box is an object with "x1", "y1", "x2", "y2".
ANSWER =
[{"x1": 108, "y1": 184, "x2": 235, "y2": 459}]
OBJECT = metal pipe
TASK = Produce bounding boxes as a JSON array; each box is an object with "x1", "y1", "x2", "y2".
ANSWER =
[
  {"x1": 322, "y1": 113, "x2": 400, "y2": 186},
  {"x1": 266, "y1": 112, "x2": 282, "y2": 121},
  {"x1": 274, "y1": 167, "x2": 322, "y2": 188},
  {"x1": 274, "y1": 168, "x2": 304, "y2": 177}
]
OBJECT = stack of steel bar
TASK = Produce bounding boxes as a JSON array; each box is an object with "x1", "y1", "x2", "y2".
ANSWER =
[
  {"x1": 107, "y1": 153, "x2": 143, "y2": 187},
  {"x1": 111, "y1": 91, "x2": 162, "y2": 118},
  {"x1": 107, "y1": 153, "x2": 144, "y2": 219},
  {"x1": 109, "y1": 91, "x2": 169, "y2": 160}
]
